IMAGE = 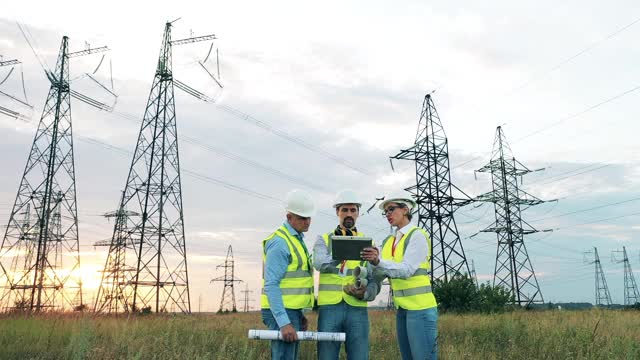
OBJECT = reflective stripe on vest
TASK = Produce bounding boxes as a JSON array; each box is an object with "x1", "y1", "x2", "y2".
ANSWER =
[
  {"x1": 317, "y1": 232, "x2": 368, "y2": 307},
  {"x1": 261, "y1": 225, "x2": 314, "y2": 310},
  {"x1": 381, "y1": 226, "x2": 438, "y2": 310}
]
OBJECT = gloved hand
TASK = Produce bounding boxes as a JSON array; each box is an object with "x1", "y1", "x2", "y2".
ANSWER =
[{"x1": 343, "y1": 284, "x2": 366, "y2": 300}]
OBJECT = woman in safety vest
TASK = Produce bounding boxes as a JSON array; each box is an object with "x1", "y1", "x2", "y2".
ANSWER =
[{"x1": 360, "y1": 195, "x2": 438, "y2": 360}]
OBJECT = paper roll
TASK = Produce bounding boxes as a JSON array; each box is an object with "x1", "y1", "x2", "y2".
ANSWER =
[{"x1": 247, "y1": 330, "x2": 346, "y2": 342}]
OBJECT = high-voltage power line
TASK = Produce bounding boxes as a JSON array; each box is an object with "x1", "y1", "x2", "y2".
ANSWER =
[
  {"x1": 612, "y1": 246, "x2": 639, "y2": 306},
  {"x1": 94, "y1": 20, "x2": 222, "y2": 314},
  {"x1": 211, "y1": 245, "x2": 243, "y2": 312},
  {"x1": 475, "y1": 126, "x2": 552, "y2": 306},
  {"x1": 0, "y1": 55, "x2": 32, "y2": 120},
  {"x1": 584, "y1": 247, "x2": 612, "y2": 306},
  {"x1": 0, "y1": 37, "x2": 109, "y2": 312},
  {"x1": 240, "y1": 284, "x2": 254, "y2": 312},
  {"x1": 390, "y1": 93, "x2": 472, "y2": 282}
]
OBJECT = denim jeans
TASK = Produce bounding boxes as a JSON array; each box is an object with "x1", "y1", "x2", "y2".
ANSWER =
[
  {"x1": 262, "y1": 308, "x2": 304, "y2": 360},
  {"x1": 396, "y1": 307, "x2": 438, "y2": 360},
  {"x1": 317, "y1": 301, "x2": 369, "y2": 360}
]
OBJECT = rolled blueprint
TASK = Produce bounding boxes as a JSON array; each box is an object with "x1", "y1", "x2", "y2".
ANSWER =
[{"x1": 247, "y1": 330, "x2": 346, "y2": 342}]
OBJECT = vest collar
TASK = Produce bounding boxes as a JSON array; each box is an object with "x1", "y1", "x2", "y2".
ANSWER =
[{"x1": 283, "y1": 221, "x2": 304, "y2": 240}]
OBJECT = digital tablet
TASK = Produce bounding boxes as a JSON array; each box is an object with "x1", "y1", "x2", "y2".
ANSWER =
[{"x1": 330, "y1": 236, "x2": 373, "y2": 261}]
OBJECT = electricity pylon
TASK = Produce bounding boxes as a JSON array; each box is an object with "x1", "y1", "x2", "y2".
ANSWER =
[
  {"x1": 211, "y1": 245, "x2": 242, "y2": 312},
  {"x1": 470, "y1": 259, "x2": 479, "y2": 288},
  {"x1": 95, "y1": 20, "x2": 221, "y2": 314},
  {"x1": 92, "y1": 205, "x2": 139, "y2": 313},
  {"x1": 475, "y1": 126, "x2": 552, "y2": 306},
  {"x1": 0, "y1": 37, "x2": 109, "y2": 311},
  {"x1": 584, "y1": 247, "x2": 611, "y2": 306},
  {"x1": 612, "y1": 246, "x2": 639, "y2": 306},
  {"x1": 240, "y1": 284, "x2": 254, "y2": 312},
  {"x1": 390, "y1": 94, "x2": 472, "y2": 282}
]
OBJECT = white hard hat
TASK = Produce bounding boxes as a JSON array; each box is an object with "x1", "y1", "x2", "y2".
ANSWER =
[
  {"x1": 284, "y1": 189, "x2": 316, "y2": 217},
  {"x1": 378, "y1": 194, "x2": 417, "y2": 211},
  {"x1": 333, "y1": 189, "x2": 362, "y2": 208}
]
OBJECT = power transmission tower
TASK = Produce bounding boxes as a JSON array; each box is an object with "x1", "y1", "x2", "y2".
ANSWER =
[
  {"x1": 0, "y1": 37, "x2": 109, "y2": 312},
  {"x1": 390, "y1": 94, "x2": 472, "y2": 283},
  {"x1": 95, "y1": 21, "x2": 220, "y2": 314},
  {"x1": 240, "y1": 284, "x2": 254, "y2": 312},
  {"x1": 470, "y1": 259, "x2": 479, "y2": 288},
  {"x1": 93, "y1": 205, "x2": 139, "y2": 313},
  {"x1": 584, "y1": 247, "x2": 611, "y2": 306},
  {"x1": 612, "y1": 246, "x2": 639, "y2": 306},
  {"x1": 211, "y1": 245, "x2": 242, "y2": 312},
  {"x1": 475, "y1": 126, "x2": 552, "y2": 306}
]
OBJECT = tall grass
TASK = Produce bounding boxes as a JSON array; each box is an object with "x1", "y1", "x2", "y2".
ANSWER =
[{"x1": 0, "y1": 309, "x2": 638, "y2": 359}]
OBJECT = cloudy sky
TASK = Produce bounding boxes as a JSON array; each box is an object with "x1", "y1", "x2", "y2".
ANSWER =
[{"x1": 1, "y1": 0, "x2": 640, "y2": 310}]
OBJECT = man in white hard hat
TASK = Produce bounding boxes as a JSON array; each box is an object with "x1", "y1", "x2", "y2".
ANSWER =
[
  {"x1": 361, "y1": 194, "x2": 438, "y2": 360},
  {"x1": 261, "y1": 189, "x2": 316, "y2": 360},
  {"x1": 313, "y1": 190, "x2": 381, "y2": 360}
]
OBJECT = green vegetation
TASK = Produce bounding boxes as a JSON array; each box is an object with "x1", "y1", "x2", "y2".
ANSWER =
[
  {"x1": 433, "y1": 273, "x2": 514, "y2": 313},
  {"x1": 0, "y1": 309, "x2": 638, "y2": 359}
]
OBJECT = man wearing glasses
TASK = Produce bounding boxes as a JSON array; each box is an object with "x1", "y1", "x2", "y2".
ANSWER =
[
  {"x1": 261, "y1": 189, "x2": 316, "y2": 360},
  {"x1": 313, "y1": 190, "x2": 381, "y2": 360}
]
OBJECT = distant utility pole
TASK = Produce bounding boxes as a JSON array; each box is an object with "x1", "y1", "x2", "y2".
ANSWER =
[
  {"x1": 585, "y1": 247, "x2": 612, "y2": 306},
  {"x1": 612, "y1": 246, "x2": 639, "y2": 306},
  {"x1": 390, "y1": 94, "x2": 473, "y2": 283},
  {"x1": 470, "y1": 259, "x2": 479, "y2": 288},
  {"x1": 211, "y1": 245, "x2": 243, "y2": 312},
  {"x1": 475, "y1": 126, "x2": 553, "y2": 306},
  {"x1": 0, "y1": 38, "x2": 109, "y2": 312},
  {"x1": 93, "y1": 206, "x2": 139, "y2": 314},
  {"x1": 240, "y1": 284, "x2": 253, "y2": 312}
]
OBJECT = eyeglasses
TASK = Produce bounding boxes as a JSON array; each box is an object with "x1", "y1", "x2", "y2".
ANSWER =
[{"x1": 382, "y1": 206, "x2": 402, "y2": 216}]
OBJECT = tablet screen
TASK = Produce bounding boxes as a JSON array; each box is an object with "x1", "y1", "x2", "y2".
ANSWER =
[{"x1": 330, "y1": 236, "x2": 372, "y2": 261}]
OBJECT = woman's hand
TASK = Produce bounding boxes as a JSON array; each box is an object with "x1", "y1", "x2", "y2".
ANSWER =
[{"x1": 360, "y1": 247, "x2": 380, "y2": 265}]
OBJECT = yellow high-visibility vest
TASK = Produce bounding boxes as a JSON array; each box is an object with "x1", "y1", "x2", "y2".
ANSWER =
[
  {"x1": 317, "y1": 232, "x2": 368, "y2": 307},
  {"x1": 261, "y1": 225, "x2": 314, "y2": 309},
  {"x1": 380, "y1": 226, "x2": 437, "y2": 310}
]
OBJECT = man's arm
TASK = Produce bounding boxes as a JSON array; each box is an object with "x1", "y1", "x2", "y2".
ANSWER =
[
  {"x1": 362, "y1": 263, "x2": 382, "y2": 301},
  {"x1": 313, "y1": 234, "x2": 340, "y2": 272},
  {"x1": 264, "y1": 237, "x2": 293, "y2": 328}
]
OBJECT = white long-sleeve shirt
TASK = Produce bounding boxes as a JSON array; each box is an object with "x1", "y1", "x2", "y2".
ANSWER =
[{"x1": 375, "y1": 223, "x2": 429, "y2": 279}]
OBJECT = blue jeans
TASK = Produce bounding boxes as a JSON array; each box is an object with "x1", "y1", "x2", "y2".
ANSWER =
[
  {"x1": 317, "y1": 301, "x2": 369, "y2": 360},
  {"x1": 396, "y1": 307, "x2": 438, "y2": 360},
  {"x1": 262, "y1": 308, "x2": 304, "y2": 360}
]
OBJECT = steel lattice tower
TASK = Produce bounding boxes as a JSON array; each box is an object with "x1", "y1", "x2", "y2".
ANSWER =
[
  {"x1": 612, "y1": 246, "x2": 639, "y2": 305},
  {"x1": 93, "y1": 204, "x2": 139, "y2": 313},
  {"x1": 94, "y1": 22, "x2": 218, "y2": 314},
  {"x1": 211, "y1": 245, "x2": 242, "y2": 312},
  {"x1": 584, "y1": 247, "x2": 611, "y2": 306},
  {"x1": 390, "y1": 94, "x2": 472, "y2": 282},
  {"x1": 475, "y1": 126, "x2": 550, "y2": 305},
  {"x1": 0, "y1": 37, "x2": 106, "y2": 311},
  {"x1": 240, "y1": 284, "x2": 253, "y2": 312}
]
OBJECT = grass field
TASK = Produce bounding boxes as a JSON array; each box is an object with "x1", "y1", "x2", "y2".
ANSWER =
[{"x1": 0, "y1": 309, "x2": 639, "y2": 359}]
